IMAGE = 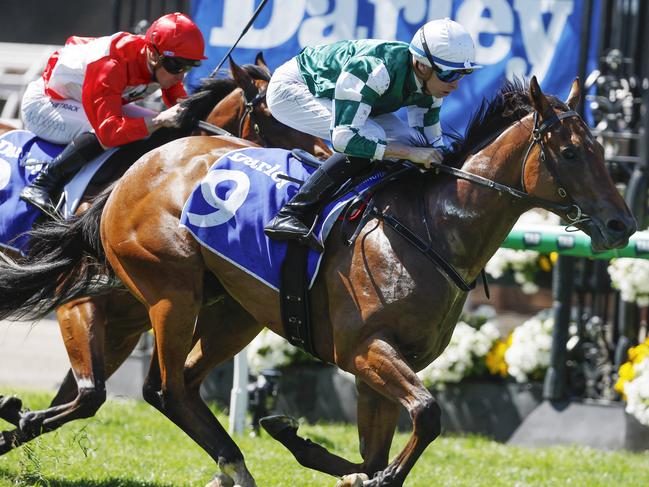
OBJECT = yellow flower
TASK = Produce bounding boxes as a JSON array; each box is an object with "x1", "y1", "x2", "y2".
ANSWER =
[
  {"x1": 538, "y1": 255, "x2": 553, "y2": 272},
  {"x1": 486, "y1": 340, "x2": 509, "y2": 377},
  {"x1": 619, "y1": 361, "x2": 635, "y2": 383},
  {"x1": 550, "y1": 252, "x2": 558, "y2": 263},
  {"x1": 614, "y1": 376, "x2": 627, "y2": 399},
  {"x1": 629, "y1": 344, "x2": 649, "y2": 364}
]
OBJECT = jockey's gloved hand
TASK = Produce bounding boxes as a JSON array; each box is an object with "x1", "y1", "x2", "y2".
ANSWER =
[
  {"x1": 152, "y1": 104, "x2": 186, "y2": 129},
  {"x1": 406, "y1": 146, "x2": 443, "y2": 169}
]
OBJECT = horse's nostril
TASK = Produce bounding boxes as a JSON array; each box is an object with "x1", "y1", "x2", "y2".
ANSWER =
[
  {"x1": 607, "y1": 218, "x2": 634, "y2": 236},
  {"x1": 607, "y1": 219, "x2": 624, "y2": 233}
]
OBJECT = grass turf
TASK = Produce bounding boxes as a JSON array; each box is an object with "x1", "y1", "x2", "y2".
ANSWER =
[{"x1": 0, "y1": 390, "x2": 648, "y2": 486}]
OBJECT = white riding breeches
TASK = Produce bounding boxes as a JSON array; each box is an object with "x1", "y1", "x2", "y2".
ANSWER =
[
  {"x1": 21, "y1": 77, "x2": 157, "y2": 145},
  {"x1": 266, "y1": 58, "x2": 428, "y2": 150}
]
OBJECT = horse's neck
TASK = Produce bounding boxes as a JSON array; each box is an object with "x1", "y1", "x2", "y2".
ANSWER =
[{"x1": 426, "y1": 121, "x2": 534, "y2": 280}]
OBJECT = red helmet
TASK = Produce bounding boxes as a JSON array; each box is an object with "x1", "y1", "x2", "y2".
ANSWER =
[{"x1": 145, "y1": 12, "x2": 207, "y2": 60}]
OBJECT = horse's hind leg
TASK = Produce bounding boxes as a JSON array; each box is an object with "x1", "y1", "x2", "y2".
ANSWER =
[
  {"x1": 182, "y1": 297, "x2": 263, "y2": 486},
  {"x1": 260, "y1": 374, "x2": 399, "y2": 479},
  {"x1": 0, "y1": 297, "x2": 142, "y2": 455},
  {"x1": 0, "y1": 298, "x2": 108, "y2": 454},
  {"x1": 115, "y1": 253, "x2": 257, "y2": 487},
  {"x1": 347, "y1": 336, "x2": 441, "y2": 487}
]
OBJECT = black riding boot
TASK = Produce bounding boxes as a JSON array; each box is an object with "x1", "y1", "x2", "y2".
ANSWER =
[
  {"x1": 20, "y1": 132, "x2": 104, "y2": 214},
  {"x1": 264, "y1": 153, "x2": 368, "y2": 252}
]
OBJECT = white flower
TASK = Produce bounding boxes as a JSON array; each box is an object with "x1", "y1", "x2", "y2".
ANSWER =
[
  {"x1": 623, "y1": 365, "x2": 649, "y2": 427},
  {"x1": 418, "y1": 321, "x2": 501, "y2": 386},
  {"x1": 485, "y1": 248, "x2": 540, "y2": 294},
  {"x1": 504, "y1": 312, "x2": 554, "y2": 383},
  {"x1": 247, "y1": 329, "x2": 299, "y2": 374},
  {"x1": 485, "y1": 210, "x2": 558, "y2": 294},
  {"x1": 609, "y1": 258, "x2": 649, "y2": 306}
]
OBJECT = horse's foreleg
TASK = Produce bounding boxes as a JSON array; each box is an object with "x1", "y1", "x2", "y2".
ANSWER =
[
  {"x1": 355, "y1": 379, "x2": 400, "y2": 476},
  {"x1": 348, "y1": 336, "x2": 441, "y2": 487}
]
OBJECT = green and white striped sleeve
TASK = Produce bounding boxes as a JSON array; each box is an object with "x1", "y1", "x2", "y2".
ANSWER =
[
  {"x1": 406, "y1": 99, "x2": 444, "y2": 148},
  {"x1": 330, "y1": 56, "x2": 390, "y2": 160}
]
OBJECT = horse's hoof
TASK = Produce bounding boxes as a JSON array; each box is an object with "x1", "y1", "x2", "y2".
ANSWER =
[
  {"x1": 259, "y1": 414, "x2": 298, "y2": 439},
  {"x1": 18, "y1": 411, "x2": 43, "y2": 436},
  {"x1": 205, "y1": 473, "x2": 235, "y2": 487},
  {"x1": 335, "y1": 473, "x2": 369, "y2": 487},
  {"x1": 0, "y1": 396, "x2": 22, "y2": 427},
  {"x1": 0, "y1": 431, "x2": 15, "y2": 455}
]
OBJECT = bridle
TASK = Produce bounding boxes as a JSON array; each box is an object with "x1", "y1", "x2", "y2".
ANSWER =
[
  {"x1": 361, "y1": 107, "x2": 593, "y2": 294},
  {"x1": 427, "y1": 108, "x2": 591, "y2": 229},
  {"x1": 196, "y1": 85, "x2": 269, "y2": 146},
  {"x1": 238, "y1": 87, "x2": 268, "y2": 146}
]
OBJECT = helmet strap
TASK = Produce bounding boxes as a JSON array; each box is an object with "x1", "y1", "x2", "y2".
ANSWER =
[
  {"x1": 419, "y1": 29, "x2": 436, "y2": 68},
  {"x1": 147, "y1": 45, "x2": 162, "y2": 81}
]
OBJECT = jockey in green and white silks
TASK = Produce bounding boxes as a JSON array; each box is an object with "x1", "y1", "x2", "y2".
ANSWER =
[{"x1": 264, "y1": 18, "x2": 482, "y2": 252}]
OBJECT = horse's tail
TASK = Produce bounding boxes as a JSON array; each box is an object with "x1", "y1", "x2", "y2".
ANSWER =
[{"x1": 0, "y1": 189, "x2": 113, "y2": 321}]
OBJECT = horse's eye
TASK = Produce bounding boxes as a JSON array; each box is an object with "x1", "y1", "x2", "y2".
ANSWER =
[{"x1": 561, "y1": 147, "x2": 577, "y2": 160}]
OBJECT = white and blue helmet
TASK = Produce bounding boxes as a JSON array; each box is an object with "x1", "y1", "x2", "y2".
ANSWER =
[{"x1": 409, "y1": 18, "x2": 482, "y2": 71}]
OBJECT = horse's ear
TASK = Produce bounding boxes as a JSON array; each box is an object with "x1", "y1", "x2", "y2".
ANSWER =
[
  {"x1": 565, "y1": 77, "x2": 581, "y2": 111},
  {"x1": 529, "y1": 76, "x2": 554, "y2": 119},
  {"x1": 255, "y1": 52, "x2": 270, "y2": 75},
  {"x1": 229, "y1": 55, "x2": 258, "y2": 100}
]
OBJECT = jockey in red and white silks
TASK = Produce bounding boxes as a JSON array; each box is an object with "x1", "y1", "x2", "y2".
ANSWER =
[
  {"x1": 19, "y1": 12, "x2": 207, "y2": 213},
  {"x1": 22, "y1": 32, "x2": 188, "y2": 146}
]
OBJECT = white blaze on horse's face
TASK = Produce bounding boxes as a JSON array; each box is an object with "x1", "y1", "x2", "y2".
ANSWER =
[{"x1": 186, "y1": 169, "x2": 250, "y2": 228}]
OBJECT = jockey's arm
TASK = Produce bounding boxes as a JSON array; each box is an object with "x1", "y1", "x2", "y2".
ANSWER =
[
  {"x1": 82, "y1": 59, "x2": 151, "y2": 147},
  {"x1": 330, "y1": 56, "x2": 443, "y2": 169}
]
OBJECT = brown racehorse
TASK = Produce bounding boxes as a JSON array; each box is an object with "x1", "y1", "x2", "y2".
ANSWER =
[
  {"x1": 0, "y1": 54, "x2": 329, "y2": 456},
  {"x1": 0, "y1": 122, "x2": 18, "y2": 136},
  {"x1": 0, "y1": 77, "x2": 636, "y2": 486}
]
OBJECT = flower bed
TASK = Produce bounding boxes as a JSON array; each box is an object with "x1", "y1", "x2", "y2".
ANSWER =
[{"x1": 615, "y1": 338, "x2": 649, "y2": 427}]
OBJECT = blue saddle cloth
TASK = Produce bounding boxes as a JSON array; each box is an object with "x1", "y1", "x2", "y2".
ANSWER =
[
  {"x1": 180, "y1": 147, "x2": 383, "y2": 291},
  {"x1": 0, "y1": 130, "x2": 63, "y2": 252}
]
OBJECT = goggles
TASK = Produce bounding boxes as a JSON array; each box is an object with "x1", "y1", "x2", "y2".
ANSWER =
[
  {"x1": 160, "y1": 55, "x2": 201, "y2": 74},
  {"x1": 433, "y1": 65, "x2": 474, "y2": 83}
]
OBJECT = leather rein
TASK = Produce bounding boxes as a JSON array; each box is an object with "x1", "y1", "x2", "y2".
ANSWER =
[{"x1": 366, "y1": 109, "x2": 590, "y2": 294}]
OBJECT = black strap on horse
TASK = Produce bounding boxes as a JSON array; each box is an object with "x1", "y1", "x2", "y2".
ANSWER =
[
  {"x1": 280, "y1": 242, "x2": 320, "y2": 359},
  {"x1": 340, "y1": 165, "x2": 488, "y2": 296},
  {"x1": 279, "y1": 154, "x2": 324, "y2": 360}
]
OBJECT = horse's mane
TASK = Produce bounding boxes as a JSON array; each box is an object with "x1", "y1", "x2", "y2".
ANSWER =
[
  {"x1": 175, "y1": 64, "x2": 271, "y2": 132},
  {"x1": 443, "y1": 79, "x2": 569, "y2": 168}
]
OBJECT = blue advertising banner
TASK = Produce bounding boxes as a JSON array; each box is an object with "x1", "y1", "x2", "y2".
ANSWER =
[{"x1": 188, "y1": 0, "x2": 599, "y2": 135}]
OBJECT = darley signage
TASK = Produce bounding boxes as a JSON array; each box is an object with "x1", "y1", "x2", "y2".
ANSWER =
[{"x1": 188, "y1": 0, "x2": 598, "y2": 134}]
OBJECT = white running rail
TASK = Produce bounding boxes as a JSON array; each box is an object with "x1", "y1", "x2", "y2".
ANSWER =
[{"x1": 0, "y1": 42, "x2": 60, "y2": 126}]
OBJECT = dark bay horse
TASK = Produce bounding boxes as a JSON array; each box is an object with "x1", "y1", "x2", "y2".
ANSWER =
[
  {"x1": 0, "y1": 54, "x2": 329, "y2": 457},
  {"x1": 0, "y1": 77, "x2": 635, "y2": 486}
]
